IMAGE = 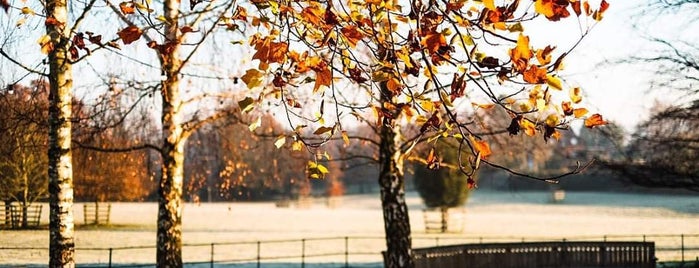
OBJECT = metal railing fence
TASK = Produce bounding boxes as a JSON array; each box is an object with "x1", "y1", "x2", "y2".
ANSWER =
[{"x1": 0, "y1": 234, "x2": 697, "y2": 267}]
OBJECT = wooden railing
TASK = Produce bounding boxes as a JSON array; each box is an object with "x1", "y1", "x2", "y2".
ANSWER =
[
  {"x1": 412, "y1": 241, "x2": 655, "y2": 268},
  {"x1": 83, "y1": 202, "x2": 111, "y2": 225},
  {"x1": 0, "y1": 203, "x2": 42, "y2": 229}
]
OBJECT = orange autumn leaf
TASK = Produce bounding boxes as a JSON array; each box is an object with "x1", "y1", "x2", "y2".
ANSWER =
[
  {"x1": 469, "y1": 136, "x2": 492, "y2": 159},
  {"x1": 117, "y1": 26, "x2": 142, "y2": 45},
  {"x1": 584, "y1": 113, "x2": 607, "y2": 128},
  {"x1": 520, "y1": 118, "x2": 536, "y2": 136},
  {"x1": 573, "y1": 108, "x2": 588, "y2": 118},
  {"x1": 562, "y1": 101, "x2": 574, "y2": 116},
  {"x1": 522, "y1": 65, "x2": 547, "y2": 84},
  {"x1": 301, "y1": 5, "x2": 324, "y2": 26},
  {"x1": 341, "y1": 25, "x2": 363, "y2": 48},
  {"x1": 421, "y1": 33, "x2": 446, "y2": 54},
  {"x1": 252, "y1": 36, "x2": 289, "y2": 67},
  {"x1": 535, "y1": 45, "x2": 555, "y2": 65},
  {"x1": 386, "y1": 77, "x2": 403, "y2": 94},
  {"x1": 509, "y1": 34, "x2": 533, "y2": 72},
  {"x1": 313, "y1": 62, "x2": 332, "y2": 93},
  {"x1": 119, "y1": 2, "x2": 135, "y2": 14},
  {"x1": 534, "y1": 0, "x2": 570, "y2": 21},
  {"x1": 471, "y1": 102, "x2": 495, "y2": 109}
]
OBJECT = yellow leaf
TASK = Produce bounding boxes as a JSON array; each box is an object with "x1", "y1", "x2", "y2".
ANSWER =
[
  {"x1": 440, "y1": 91, "x2": 453, "y2": 107},
  {"x1": 545, "y1": 114, "x2": 559, "y2": 127},
  {"x1": 274, "y1": 136, "x2": 286, "y2": 149},
  {"x1": 521, "y1": 118, "x2": 536, "y2": 136},
  {"x1": 483, "y1": 0, "x2": 495, "y2": 10},
  {"x1": 341, "y1": 131, "x2": 350, "y2": 146},
  {"x1": 291, "y1": 140, "x2": 303, "y2": 151},
  {"x1": 238, "y1": 96, "x2": 255, "y2": 113},
  {"x1": 570, "y1": 87, "x2": 583, "y2": 103},
  {"x1": 307, "y1": 161, "x2": 329, "y2": 179},
  {"x1": 37, "y1": 35, "x2": 53, "y2": 55},
  {"x1": 420, "y1": 100, "x2": 435, "y2": 112},
  {"x1": 21, "y1": 6, "x2": 35, "y2": 15},
  {"x1": 248, "y1": 117, "x2": 261, "y2": 132},
  {"x1": 241, "y1": 69, "x2": 263, "y2": 89},
  {"x1": 546, "y1": 75, "x2": 563, "y2": 90},
  {"x1": 472, "y1": 102, "x2": 495, "y2": 109}
]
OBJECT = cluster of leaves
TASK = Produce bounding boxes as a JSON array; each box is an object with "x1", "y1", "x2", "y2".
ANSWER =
[{"x1": 235, "y1": 0, "x2": 609, "y2": 183}]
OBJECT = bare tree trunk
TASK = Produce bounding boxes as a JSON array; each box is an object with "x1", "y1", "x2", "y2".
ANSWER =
[
  {"x1": 156, "y1": 0, "x2": 184, "y2": 265},
  {"x1": 22, "y1": 172, "x2": 29, "y2": 228},
  {"x1": 378, "y1": 84, "x2": 413, "y2": 268},
  {"x1": 46, "y1": 0, "x2": 75, "y2": 264}
]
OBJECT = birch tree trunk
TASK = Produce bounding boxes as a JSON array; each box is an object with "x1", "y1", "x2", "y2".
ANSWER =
[
  {"x1": 46, "y1": 0, "x2": 75, "y2": 264},
  {"x1": 157, "y1": 0, "x2": 185, "y2": 265},
  {"x1": 378, "y1": 83, "x2": 413, "y2": 268}
]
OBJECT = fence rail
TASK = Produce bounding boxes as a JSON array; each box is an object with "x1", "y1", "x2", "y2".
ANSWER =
[
  {"x1": 412, "y1": 241, "x2": 655, "y2": 268},
  {"x1": 0, "y1": 234, "x2": 697, "y2": 267},
  {"x1": 0, "y1": 203, "x2": 42, "y2": 229}
]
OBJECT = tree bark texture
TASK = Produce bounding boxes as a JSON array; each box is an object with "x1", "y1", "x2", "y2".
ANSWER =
[
  {"x1": 379, "y1": 84, "x2": 414, "y2": 268},
  {"x1": 157, "y1": 0, "x2": 185, "y2": 265},
  {"x1": 46, "y1": 0, "x2": 75, "y2": 264}
]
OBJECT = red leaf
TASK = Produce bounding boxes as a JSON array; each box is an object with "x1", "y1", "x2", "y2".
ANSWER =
[
  {"x1": 599, "y1": 0, "x2": 609, "y2": 13},
  {"x1": 467, "y1": 177, "x2": 477, "y2": 189},
  {"x1": 73, "y1": 34, "x2": 86, "y2": 50},
  {"x1": 1, "y1": 0, "x2": 9, "y2": 13},
  {"x1": 117, "y1": 26, "x2": 142, "y2": 45},
  {"x1": 45, "y1": 17, "x2": 64, "y2": 27},
  {"x1": 86, "y1": 32, "x2": 102, "y2": 45},
  {"x1": 180, "y1": 26, "x2": 196, "y2": 34},
  {"x1": 571, "y1": 0, "x2": 581, "y2": 16},
  {"x1": 69, "y1": 45, "x2": 79, "y2": 61},
  {"x1": 348, "y1": 67, "x2": 367, "y2": 83}
]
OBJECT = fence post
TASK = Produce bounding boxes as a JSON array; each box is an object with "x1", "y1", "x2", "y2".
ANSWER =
[
  {"x1": 435, "y1": 237, "x2": 439, "y2": 246},
  {"x1": 257, "y1": 241, "x2": 261, "y2": 268},
  {"x1": 210, "y1": 243, "x2": 214, "y2": 268},
  {"x1": 108, "y1": 248, "x2": 113, "y2": 268},
  {"x1": 344, "y1": 236, "x2": 349, "y2": 268},
  {"x1": 681, "y1": 234, "x2": 685, "y2": 263},
  {"x1": 301, "y1": 239, "x2": 306, "y2": 268}
]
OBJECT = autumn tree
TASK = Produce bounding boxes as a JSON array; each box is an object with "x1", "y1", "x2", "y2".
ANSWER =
[
  {"x1": 413, "y1": 140, "x2": 470, "y2": 233},
  {"x1": 0, "y1": 0, "x2": 107, "y2": 263},
  {"x1": 243, "y1": 0, "x2": 610, "y2": 266},
  {"x1": 102, "y1": 0, "x2": 251, "y2": 264},
  {"x1": 0, "y1": 82, "x2": 49, "y2": 228},
  {"x1": 73, "y1": 124, "x2": 154, "y2": 202}
]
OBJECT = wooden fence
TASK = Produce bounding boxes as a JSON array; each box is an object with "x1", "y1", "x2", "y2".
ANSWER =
[
  {"x1": 412, "y1": 241, "x2": 656, "y2": 268},
  {"x1": 0, "y1": 203, "x2": 42, "y2": 229},
  {"x1": 83, "y1": 202, "x2": 111, "y2": 225}
]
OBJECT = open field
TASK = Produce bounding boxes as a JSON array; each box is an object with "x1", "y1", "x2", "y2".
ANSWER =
[{"x1": 1, "y1": 190, "x2": 698, "y2": 266}]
